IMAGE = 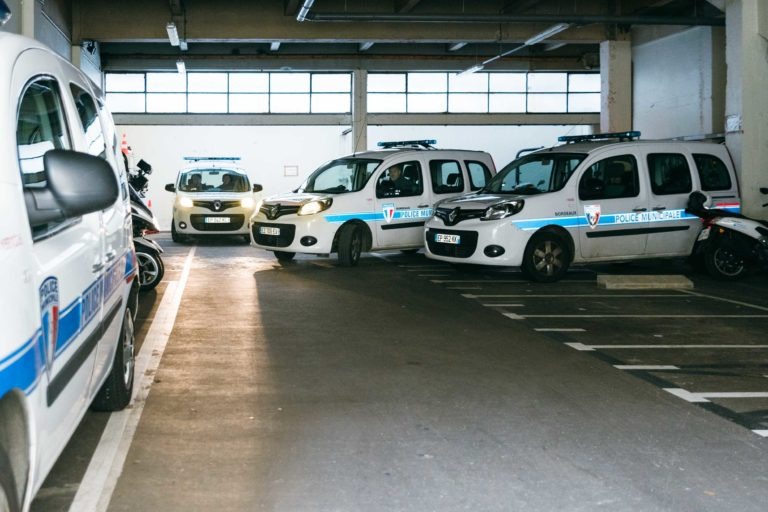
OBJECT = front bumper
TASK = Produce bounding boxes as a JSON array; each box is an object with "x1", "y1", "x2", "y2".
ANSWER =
[
  {"x1": 174, "y1": 206, "x2": 254, "y2": 235},
  {"x1": 250, "y1": 213, "x2": 336, "y2": 254},
  {"x1": 424, "y1": 218, "x2": 531, "y2": 266}
]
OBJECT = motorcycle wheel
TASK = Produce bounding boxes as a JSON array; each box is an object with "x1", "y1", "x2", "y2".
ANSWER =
[
  {"x1": 136, "y1": 248, "x2": 165, "y2": 291},
  {"x1": 703, "y1": 241, "x2": 746, "y2": 280}
]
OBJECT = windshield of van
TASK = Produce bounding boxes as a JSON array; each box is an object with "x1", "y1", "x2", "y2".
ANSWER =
[
  {"x1": 298, "y1": 158, "x2": 382, "y2": 194},
  {"x1": 178, "y1": 169, "x2": 250, "y2": 192},
  {"x1": 484, "y1": 153, "x2": 586, "y2": 195}
]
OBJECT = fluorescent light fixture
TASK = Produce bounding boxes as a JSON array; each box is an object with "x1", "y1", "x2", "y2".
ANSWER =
[
  {"x1": 524, "y1": 23, "x2": 570, "y2": 46},
  {"x1": 359, "y1": 41, "x2": 374, "y2": 51},
  {"x1": 270, "y1": 42, "x2": 281, "y2": 52},
  {"x1": 176, "y1": 59, "x2": 186, "y2": 74},
  {"x1": 297, "y1": 0, "x2": 315, "y2": 22},
  {"x1": 448, "y1": 42, "x2": 467, "y2": 52},
  {"x1": 179, "y1": 40, "x2": 188, "y2": 51},
  {"x1": 458, "y1": 64, "x2": 484, "y2": 76},
  {"x1": 166, "y1": 22, "x2": 180, "y2": 46}
]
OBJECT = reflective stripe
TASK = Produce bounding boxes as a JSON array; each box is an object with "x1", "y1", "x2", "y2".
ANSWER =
[{"x1": 325, "y1": 208, "x2": 433, "y2": 224}]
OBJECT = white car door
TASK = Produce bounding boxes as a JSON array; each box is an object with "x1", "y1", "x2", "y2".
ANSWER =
[
  {"x1": 13, "y1": 51, "x2": 103, "y2": 482},
  {"x1": 374, "y1": 159, "x2": 430, "y2": 248}
]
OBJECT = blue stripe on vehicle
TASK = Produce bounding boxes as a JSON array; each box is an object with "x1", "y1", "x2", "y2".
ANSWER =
[
  {"x1": 325, "y1": 209, "x2": 434, "y2": 224},
  {"x1": 511, "y1": 208, "x2": 705, "y2": 231}
]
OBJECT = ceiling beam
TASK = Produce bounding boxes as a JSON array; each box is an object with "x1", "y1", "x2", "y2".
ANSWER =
[
  {"x1": 501, "y1": 0, "x2": 543, "y2": 14},
  {"x1": 307, "y1": 13, "x2": 723, "y2": 26}
]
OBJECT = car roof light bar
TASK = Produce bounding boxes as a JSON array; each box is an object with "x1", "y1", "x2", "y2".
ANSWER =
[
  {"x1": 183, "y1": 156, "x2": 242, "y2": 161},
  {"x1": 377, "y1": 139, "x2": 437, "y2": 149},
  {"x1": 558, "y1": 131, "x2": 641, "y2": 143}
]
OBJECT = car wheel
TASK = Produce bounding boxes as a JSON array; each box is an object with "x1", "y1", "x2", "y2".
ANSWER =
[
  {"x1": 136, "y1": 249, "x2": 164, "y2": 292},
  {"x1": 522, "y1": 232, "x2": 571, "y2": 283},
  {"x1": 338, "y1": 224, "x2": 362, "y2": 267},
  {"x1": 171, "y1": 223, "x2": 185, "y2": 243},
  {"x1": 274, "y1": 251, "x2": 296, "y2": 263},
  {"x1": 0, "y1": 448, "x2": 19, "y2": 512},
  {"x1": 91, "y1": 308, "x2": 135, "y2": 412},
  {"x1": 704, "y1": 241, "x2": 746, "y2": 280}
]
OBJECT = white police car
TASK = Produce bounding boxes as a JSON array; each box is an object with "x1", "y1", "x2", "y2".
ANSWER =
[
  {"x1": 164, "y1": 157, "x2": 262, "y2": 243},
  {"x1": 250, "y1": 140, "x2": 496, "y2": 266},
  {"x1": 0, "y1": 27, "x2": 137, "y2": 511},
  {"x1": 425, "y1": 132, "x2": 740, "y2": 282}
]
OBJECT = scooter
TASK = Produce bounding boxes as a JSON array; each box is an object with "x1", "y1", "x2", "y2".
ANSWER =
[
  {"x1": 130, "y1": 185, "x2": 165, "y2": 291},
  {"x1": 686, "y1": 188, "x2": 768, "y2": 280}
]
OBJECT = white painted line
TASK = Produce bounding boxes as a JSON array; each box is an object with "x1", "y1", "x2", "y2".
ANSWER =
[
  {"x1": 535, "y1": 328, "x2": 586, "y2": 332},
  {"x1": 614, "y1": 365, "x2": 680, "y2": 370},
  {"x1": 447, "y1": 286, "x2": 482, "y2": 290},
  {"x1": 679, "y1": 289, "x2": 768, "y2": 313},
  {"x1": 568, "y1": 343, "x2": 768, "y2": 351},
  {"x1": 664, "y1": 388, "x2": 710, "y2": 403},
  {"x1": 463, "y1": 294, "x2": 687, "y2": 299},
  {"x1": 481, "y1": 303, "x2": 524, "y2": 307},
  {"x1": 503, "y1": 312, "x2": 525, "y2": 320},
  {"x1": 665, "y1": 388, "x2": 768, "y2": 403},
  {"x1": 519, "y1": 314, "x2": 768, "y2": 319},
  {"x1": 70, "y1": 248, "x2": 196, "y2": 512},
  {"x1": 753, "y1": 430, "x2": 768, "y2": 438},
  {"x1": 565, "y1": 342, "x2": 594, "y2": 351}
]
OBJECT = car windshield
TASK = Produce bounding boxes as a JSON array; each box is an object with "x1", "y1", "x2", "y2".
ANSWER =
[
  {"x1": 298, "y1": 158, "x2": 382, "y2": 194},
  {"x1": 178, "y1": 168, "x2": 250, "y2": 192},
  {"x1": 484, "y1": 153, "x2": 586, "y2": 195}
]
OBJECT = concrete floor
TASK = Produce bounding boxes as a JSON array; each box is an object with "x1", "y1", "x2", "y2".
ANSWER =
[{"x1": 34, "y1": 236, "x2": 768, "y2": 511}]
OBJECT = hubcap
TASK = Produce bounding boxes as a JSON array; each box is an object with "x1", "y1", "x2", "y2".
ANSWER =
[
  {"x1": 351, "y1": 230, "x2": 361, "y2": 261},
  {"x1": 714, "y1": 247, "x2": 744, "y2": 276},
  {"x1": 137, "y1": 252, "x2": 159, "y2": 286},
  {"x1": 122, "y1": 312, "x2": 135, "y2": 386},
  {"x1": 533, "y1": 241, "x2": 563, "y2": 276}
]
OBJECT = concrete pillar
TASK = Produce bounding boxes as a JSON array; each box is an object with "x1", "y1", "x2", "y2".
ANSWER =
[
  {"x1": 600, "y1": 40, "x2": 632, "y2": 133},
  {"x1": 352, "y1": 69, "x2": 368, "y2": 153},
  {"x1": 725, "y1": 0, "x2": 768, "y2": 218}
]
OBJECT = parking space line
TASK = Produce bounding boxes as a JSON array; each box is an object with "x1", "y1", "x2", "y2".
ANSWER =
[
  {"x1": 462, "y1": 294, "x2": 687, "y2": 299},
  {"x1": 566, "y1": 343, "x2": 768, "y2": 352},
  {"x1": 679, "y1": 289, "x2": 768, "y2": 312},
  {"x1": 753, "y1": 430, "x2": 768, "y2": 438},
  {"x1": 482, "y1": 303, "x2": 524, "y2": 307},
  {"x1": 69, "y1": 247, "x2": 196, "y2": 512},
  {"x1": 535, "y1": 328, "x2": 586, "y2": 332},
  {"x1": 503, "y1": 313, "x2": 526, "y2": 320},
  {"x1": 664, "y1": 388, "x2": 768, "y2": 403},
  {"x1": 615, "y1": 365, "x2": 680, "y2": 370},
  {"x1": 519, "y1": 314, "x2": 768, "y2": 319}
]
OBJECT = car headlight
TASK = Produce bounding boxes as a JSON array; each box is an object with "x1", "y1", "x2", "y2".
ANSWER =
[
  {"x1": 179, "y1": 197, "x2": 194, "y2": 208},
  {"x1": 298, "y1": 198, "x2": 333, "y2": 216},
  {"x1": 482, "y1": 199, "x2": 524, "y2": 221},
  {"x1": 241, "y1": 197, "x2": 256, "y2": 209}
]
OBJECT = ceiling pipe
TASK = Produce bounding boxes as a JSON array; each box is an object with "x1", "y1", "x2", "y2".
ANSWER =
[{"x1": 303, "y1": 13, "x2": 724, "y2": 26}]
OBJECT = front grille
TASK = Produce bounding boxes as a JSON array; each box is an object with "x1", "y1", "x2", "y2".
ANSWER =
[
  {"x1": 434, "y1": 207, "x2": 485, "y2": 226},
  {"x1": 426, "y1": 228, "x2": 478, "y2": 258},
  {"x1": 252, "y1": 222, "x2": 296, "y2": 247},
  {"x1": 260, "y1": 203, "x2": 300, "y2": 220},
  {"x1": 193, "y1": 200, "x2": 241, "y2": 212},
  {"x1": 190, "y1": 214, "x2": 245, "y2": 231}
]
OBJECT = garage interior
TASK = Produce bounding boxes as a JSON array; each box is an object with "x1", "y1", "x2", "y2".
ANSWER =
[{"x1": 4, "y1": 1, "x2": 768, "y2": 511}]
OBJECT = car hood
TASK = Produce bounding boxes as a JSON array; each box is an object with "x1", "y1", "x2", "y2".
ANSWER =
[
  {"x1": 262, "y1": 192, "x2": 332, "y2": 206},
  {"x1": 437, "y1": 192, "x2": 526, "y2": 210}
]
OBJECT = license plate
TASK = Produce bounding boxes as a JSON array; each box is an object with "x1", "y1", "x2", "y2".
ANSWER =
[
  {"x1": 435, "y1": 233, "x2": 460, "y2": 244},
  {"x1": 259, "y1": 226, "x2": 281, "y2": 236},
  {"x1": 697, "y1": 227, "x2": 710, "y2": 241},
  {"x1": 205, "y1": 217, "x2": 230, "y2": 224}
]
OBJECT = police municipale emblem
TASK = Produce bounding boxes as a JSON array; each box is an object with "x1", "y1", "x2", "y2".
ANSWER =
[
  {"x1": 382, "y1": 203, "x2": 396, "y2": 224},
  {"x1": 584, "y1": 204, "x2": 601, "y2": 229},
  {"x1": 39, "y1": 276, "x2": 59, "y2": 376}
]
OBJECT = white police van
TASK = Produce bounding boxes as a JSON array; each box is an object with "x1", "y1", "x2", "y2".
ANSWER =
[
  {"x1": 425, "y1": 132, "x2": 740, "y2": 282},
  {"x1": 250, "y1": 140, "x2": 496, "y2": 266},
  {"x1": 0, "y1": 28, "x2": 138, "y2": 511},
  {"x1": 165, "y1": 157, "x2": 262, "y2": 243}
]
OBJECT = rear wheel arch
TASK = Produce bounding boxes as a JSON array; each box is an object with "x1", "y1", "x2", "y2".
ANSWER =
[{"x1": 536, "y1": 225, "x2": 575, "y2": 258}]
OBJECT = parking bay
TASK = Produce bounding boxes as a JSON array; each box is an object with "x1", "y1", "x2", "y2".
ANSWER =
[{"x1": 33, "y1": 240, "x2": 768, "y2": 511}]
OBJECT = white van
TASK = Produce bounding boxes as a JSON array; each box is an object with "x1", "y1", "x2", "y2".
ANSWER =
[
  {"x1": 165, "y1": 157, "x2": 262, "y2": 243},
  {"x1": 250, "y1": 140, "x2": 496, "y2": 266},
  {"x1": 425, "y1": 132, "x2": 740, "y2": 282},
  {"x1": 0, "y1": 31, "x2": 137, "y2": 510}
]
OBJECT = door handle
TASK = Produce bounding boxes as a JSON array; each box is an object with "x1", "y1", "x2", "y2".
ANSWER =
[
  {"x1": 105, "y1": 250, "x2": 118, "y2": 262},
  {"x1": 417, "y1": 204, "x2": 429, "y2": 208},
  {"x1": 632, "y1": 207, "x2": 647, "y2": 212},
  {"x1": 652, "y1": 206, "x2": 667, "y2": 211},
  {"x1": 92, "y1": 262, "x2": 105, "y2": 273}
]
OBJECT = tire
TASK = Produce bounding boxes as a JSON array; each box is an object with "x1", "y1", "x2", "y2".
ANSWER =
[
  {"x1": 242, "y1": 235, "x2": 252, "y2": 244},
  {"x1": 703, "y1": 241, "x2": 746, "y2": 280},
  {"x1": 337, "y1": 224, "x2": 363, "y2": 267},
  {"x1": 0, "y1": 448, "x2": 19, "y2": 512},
  {"x1": 136, "y1": 249, "x2": 164, "y2": 292},
  {"x1": 274, "y1": 251, "x2": 296, "y2": 263},
  {"x1": 522, "y1": 232, "x2": 571, "y2": 283},
  {"x1": 171, "y1": 223, "x2": 185, "y2": 243},
  {"x1": 91, "y1": 308, "x2": 135, "y2": 412}
]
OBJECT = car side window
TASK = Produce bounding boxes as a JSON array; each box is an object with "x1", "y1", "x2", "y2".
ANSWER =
[
  {"x1": 578, "y1": 155, "x2": 639, "y2": 201},
  {"x1": 693, "y1": 153, "x2": 732, "y2": 191},
  {"x1": 430, "y1": 160, "x2": 464, "y2": 194},
  {"x1": 70, "y1": 84, "x2": 107, "y2": 159},
  {"x1": 17, "y1": 78, "x2": 71, "y2": 187},
  {"x1": 466, "y1": 160, "x2": 492, "y2": 191},
  {"x1": 376, "y1": 161, "x2": 423, "y2": 198},
  {"x1": 647, "y1": 153, "x2": 692, "y2": 195}
]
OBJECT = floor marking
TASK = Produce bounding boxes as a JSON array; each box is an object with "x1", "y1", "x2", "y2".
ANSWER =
[
  {"x1": 664, "y1": 388, "x2": 710, "y2": 403},
  {"x1": 614, "y1": 365, "x2": 680, "y2": 371},
  {"x1": 419, "y1": 273, "x2": 451, "y2": 277},
  {"x1": 535, "y1": 328, "x2": 586, "y2": 332},
  {"x1": 462, "y1": 294, "x2": 687, "y2": 299},
  {"x1": 753, "y1": 430, "x2": 768, "y2": 438},
  {"x1": 516, "y1": 314, "x2": 768, "y2": 319},
  {"x1": 482, "y1": 303, "x2": 524, "y2": 307},
  {"x1": 678, "y1": 289, "x2": 768, "y2": 313},
  {"x1": 70, "y1": 247, "x2": 196, "y2": 512},
  {"x1": 447, "y1": 286, "x2": 482, "y2": 290},
  {"x1": 436, "y1": 280, "x2": 582, "y2": 284},
  {"x1": 566, "y1": 343, "x2": 768, "y2": 352},
  {"x1": 503, "y1": 312, "x2": 525, "y2": 320},
  {"x1": 664, "y1": 388, "x2": 768, "y2": 403}
]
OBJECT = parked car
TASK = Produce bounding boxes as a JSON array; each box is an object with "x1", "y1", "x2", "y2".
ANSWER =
[
  {"x1": 250, "y1": 140, "x2": 496, "y2": 266},
  {"x1": 0, "y1": 29, "x2": 138, "y2": 511},
  {"x1": 164, "y1": 157, "x2": 262, "y2": 243},
  {"x1": 425, "y1": 131, "x2": 741, "y2": 282}
]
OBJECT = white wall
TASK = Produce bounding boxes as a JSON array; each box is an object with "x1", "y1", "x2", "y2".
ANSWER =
[{"x1": 632, "y1": 26, "x2": 726, "y2": 139}]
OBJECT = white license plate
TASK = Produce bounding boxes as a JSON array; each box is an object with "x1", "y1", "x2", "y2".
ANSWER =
[
  {"x1": 435, "y1": 233, "x2": 461, "y2": 244},
  {"x1": 697, "y1": 227, "x2": 710, "y2": 241},
  {"x1": 205, "y1": 217, "x2": 230, "y2": 224},
  {"x1": 259, "y1": 226, "x2": 281, "y2": 236}
]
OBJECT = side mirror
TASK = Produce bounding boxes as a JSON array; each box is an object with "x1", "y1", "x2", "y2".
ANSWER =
[
  {"x1": 24, "y1": 150, "x2": 119, "y2": 227},
  {"x1": 165, "y1": 183, "x2": 176, "y2": 192},
  {"x1": 252, "y1": 183, "x2": 263, "y2": 193}
]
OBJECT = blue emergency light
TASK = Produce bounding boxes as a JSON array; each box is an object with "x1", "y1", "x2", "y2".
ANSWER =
[
  {"x1": 377, "y1": 139, "x2": 437, "y2": 149},
  {"x1": 183, "y1": 156, "x2": 241, "y2": 161},
  {"x1": 558, "y1": 131, "x2": 641, "y2": 143}
]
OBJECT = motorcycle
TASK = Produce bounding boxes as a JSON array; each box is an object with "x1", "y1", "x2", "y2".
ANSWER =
[
  {"x1": 686, "y1": 188, "x2": 768, "y2": 279},
  {"x1": 130, "y1": 185, "x2": 165, "y2": 291},
  {"x1": 127, "y1": 158, "x2": 153, "y2": 196}
]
